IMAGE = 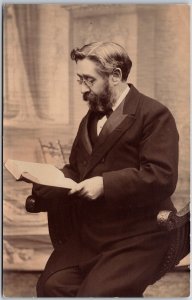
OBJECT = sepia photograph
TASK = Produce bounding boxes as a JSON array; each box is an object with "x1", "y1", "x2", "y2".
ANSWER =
[{"x1": 3, "y1": 3, "x2": 190, "y2": 297}]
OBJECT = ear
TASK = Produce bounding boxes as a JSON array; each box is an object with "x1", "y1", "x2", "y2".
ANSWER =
[{"x1": 111, "y1": 68, "x2": 122, "y2": 85}]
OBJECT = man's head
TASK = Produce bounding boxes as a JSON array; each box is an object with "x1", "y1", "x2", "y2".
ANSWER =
[{"x1": 71, "y1": 42, "x2": 132, "y2": 112}]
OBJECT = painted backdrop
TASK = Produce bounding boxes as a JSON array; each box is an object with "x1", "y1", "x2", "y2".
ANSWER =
[{"x1": 3, "y1": 4, "x2": 190, "y2": 270}]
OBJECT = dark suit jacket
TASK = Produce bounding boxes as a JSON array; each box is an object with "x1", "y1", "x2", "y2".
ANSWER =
[{"x1": 39, "y1": 84, "x2": 179, "y2": 274}]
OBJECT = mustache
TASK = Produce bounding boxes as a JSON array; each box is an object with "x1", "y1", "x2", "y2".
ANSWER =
[
  {"x1": 83, "y1": 91, "x2": 94, "y2": 101},
  {"x1": 82, "y1": 85, "x2": 114, "y2": 113},
  {"x1": 83, "y1": 92, "x2": 89, "y2": 101}
]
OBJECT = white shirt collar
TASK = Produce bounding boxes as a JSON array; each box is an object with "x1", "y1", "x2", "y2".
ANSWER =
[{"x1": 112, "y1": 85, "x2": 130, "y2": 111}]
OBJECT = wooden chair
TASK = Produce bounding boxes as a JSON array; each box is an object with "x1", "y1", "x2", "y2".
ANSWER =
[
  {"x1": 26, "y1": 196, "x2": 190, "y2": 285},
  {"x1": 150, "y1": 202, "x2": 190, "y2": 284},
  {"x1": 38, "y1": 138, "x2": 72, "y2": 166}
]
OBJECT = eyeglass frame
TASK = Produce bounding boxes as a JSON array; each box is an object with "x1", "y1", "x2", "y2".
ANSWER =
[
  {"x1": 76, "y1": 76, "x2": 96, "y2": 88},
  {"x1": 76, "y1": 68, "x2": 121, "y2": 89}
]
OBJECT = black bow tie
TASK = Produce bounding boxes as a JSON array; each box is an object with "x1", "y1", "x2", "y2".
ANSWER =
[{"x1": 94, "y1": 109, "x2": 113, "y2": 119}]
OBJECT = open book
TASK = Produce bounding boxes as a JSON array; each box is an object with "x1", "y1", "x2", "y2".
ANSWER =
[{"x1": 4, "y1": 159, "x2": 76, "y2": 190}]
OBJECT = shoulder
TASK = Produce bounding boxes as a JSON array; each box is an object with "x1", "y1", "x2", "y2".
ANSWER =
[
  {"x1": 128, "y1": 84, "x2": 173, "y2": 118},
  {"x1": 137, "y1": 90, "x2": 175, "y2": 123},
  {"x1": 133, "y1": 90, "x2": 179, "y2": 140},
  {"x1": 127, "y1": 86, "x2": 178, "y2": 134},
  {"x1": 139, "y1": 92, "x2": 168, "y2": 114}
]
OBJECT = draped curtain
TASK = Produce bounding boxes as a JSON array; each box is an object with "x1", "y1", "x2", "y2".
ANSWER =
[
  {"x1": 4, "y1": 5, "x2": 43, "y2": 122},
  {"x1": 4, "y1": 4, "x2": 70, "y2": 126},
  {"x1": 14, "y1": 5, "x2": 43, "y2": 118}
]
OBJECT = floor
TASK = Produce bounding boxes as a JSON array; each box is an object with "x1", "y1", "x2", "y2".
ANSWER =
[{"x1": 2, "y1": 270, "x2": 190, "y2": 298}]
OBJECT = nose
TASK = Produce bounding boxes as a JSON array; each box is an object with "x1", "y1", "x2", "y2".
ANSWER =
[{"x1": 80, "y1": 82, "x2": 90, "y2": 94}]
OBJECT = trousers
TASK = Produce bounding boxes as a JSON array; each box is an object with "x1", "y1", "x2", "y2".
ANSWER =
[
  {"x1": 37, "y1": 265, "x2": 144, "y2": 297},
  {"x1": 36, "y1": 231, "x2": 169, "y2": 297}
]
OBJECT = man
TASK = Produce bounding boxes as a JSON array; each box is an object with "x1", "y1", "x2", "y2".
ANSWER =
[{"x1": 32, "y1": 42, "x2": 179, "y2": 297}]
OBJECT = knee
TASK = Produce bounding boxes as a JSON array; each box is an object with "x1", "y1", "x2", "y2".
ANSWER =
[
  {"x1": 43, "y1": 276, "x2": 58, "y2": 297},
  {"x1": 36, "y1": 275, "x2": 59, "y2": 297},
  {"x1": 78, "y1": 281, "x2": 144, "y2": 297},
  {"x1": 40, "y1": 274, "x2": 75, "y2": 297},
  {"x1": 36, "y1": 274, "x2": 46, "y2": 297}
]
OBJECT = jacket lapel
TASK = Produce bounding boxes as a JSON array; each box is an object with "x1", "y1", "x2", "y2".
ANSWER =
[
  {"x1": 81, "y1": 84, "x2": 141, "y2": 179},
  {"x1": 79, "y1": 111, "x2": 93, "y2": 155}
]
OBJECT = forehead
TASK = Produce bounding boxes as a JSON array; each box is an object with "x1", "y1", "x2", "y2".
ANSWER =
[{"x1": 76, "y1": 58, "x2": 100, "y2": 78}]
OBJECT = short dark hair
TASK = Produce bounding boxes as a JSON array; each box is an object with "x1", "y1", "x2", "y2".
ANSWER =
[{"x1": 71, "y1": 42, "x2": 132, "y2": 81}]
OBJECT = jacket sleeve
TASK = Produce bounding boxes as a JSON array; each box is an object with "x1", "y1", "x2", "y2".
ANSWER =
[{"x1": 103, "y1": 104, "x2": 179, "y2": 207}]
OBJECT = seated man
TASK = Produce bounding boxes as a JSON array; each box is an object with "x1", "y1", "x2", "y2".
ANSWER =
[{"x1": 32, "y1": 41, "x2": 179, "y2": 297}]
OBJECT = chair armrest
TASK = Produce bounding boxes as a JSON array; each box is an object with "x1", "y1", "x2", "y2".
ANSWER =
[
  {"x1": 157, "y1": 203, "x2": 190, "y2": 232},
  {"x1": 25, "y1": 195, "x2": 41, "y2": 213},
  {"x1": 151, "y1": 203, "x2": 190, "y2": 284}
]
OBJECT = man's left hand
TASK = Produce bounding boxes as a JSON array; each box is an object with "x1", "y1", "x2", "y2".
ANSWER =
[{"x1": 68, "y1": 176, "x2": 104, "y2": 200}]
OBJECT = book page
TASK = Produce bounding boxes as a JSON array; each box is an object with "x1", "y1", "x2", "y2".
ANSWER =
[{"x1": 5, "y1": 159, "x2": 76, "y2": 189}]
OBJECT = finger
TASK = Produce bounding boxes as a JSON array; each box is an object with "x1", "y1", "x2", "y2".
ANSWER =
[
  {"x1": 68, "y1": 184, "x2": 84, "y2": 195},
  {"x1": 84, "y1": 194, "x2": 92, "y2": 200},
  {"x1": 78, "y1": 189, "x2": 89, "y2": 197},
  {"x1": 68, "y1": 188, "x2": 77, "y2": 195}
]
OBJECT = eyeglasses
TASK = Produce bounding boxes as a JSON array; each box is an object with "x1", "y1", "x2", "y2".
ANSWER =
[{"x1": 77, "y1": 76, "x2": 96, "y2": 88}]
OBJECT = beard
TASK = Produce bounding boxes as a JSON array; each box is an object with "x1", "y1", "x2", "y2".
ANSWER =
[{"x1": 83, "y1": 81, "x2": 116, "y2": 113}]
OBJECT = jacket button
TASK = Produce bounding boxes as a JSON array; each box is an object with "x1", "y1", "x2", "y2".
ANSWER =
[
  {"x1": 101, "y1": 158, "x2": 105, "y2": 163},
  {"x1": 83, "y1": 160, "x2": 87, "y2": 166}
]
